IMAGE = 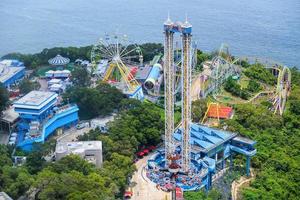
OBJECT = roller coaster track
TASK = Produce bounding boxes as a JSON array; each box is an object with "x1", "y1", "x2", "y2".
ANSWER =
[
  {"x1": 214, "y1": 90, "x2": 274, "y2": 105},
  {"x1": 237, "y1": 56, "x2": 291, "y2": 115},
  {"x1": 210, "y1": 55, "x2": 291, "y2": 115}
]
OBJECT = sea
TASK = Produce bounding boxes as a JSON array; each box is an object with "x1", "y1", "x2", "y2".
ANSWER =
[{"x1": 0, "y1": 0, "x2": 299, "y2": 67}]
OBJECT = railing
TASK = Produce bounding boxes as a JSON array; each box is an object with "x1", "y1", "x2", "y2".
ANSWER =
[{"x1": 230, "y1": 145, "x2": 257, "y2": 157}]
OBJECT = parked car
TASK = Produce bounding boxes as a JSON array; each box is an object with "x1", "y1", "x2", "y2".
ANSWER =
[
  {"x1": 124, "y1": 191, "x2": 133, "y2": 199},
  {"x1": 142, "y1": 149, "x2": 149, "y2": 155},
  {"x1": 136, "y1": 151, "x2": 144, "y2": 158},
  {"x1": 76, "y1": 122, "x2": 88, "y2": 129},
  {"x1": 148, "y1": 145, "x2": 156, "y2": 151},
  {"x1": 11, "y1": 132, "x2": 17, "y2": 137}
]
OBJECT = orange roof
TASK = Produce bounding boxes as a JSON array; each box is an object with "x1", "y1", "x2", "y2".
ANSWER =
[{"x1": 207, "y1": 105, "x2": 233, "y2": 119}]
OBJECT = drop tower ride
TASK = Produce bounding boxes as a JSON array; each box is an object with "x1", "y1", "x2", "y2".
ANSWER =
[{"x1": 164, "y1": 16, "x2": 192, "y2": 172}]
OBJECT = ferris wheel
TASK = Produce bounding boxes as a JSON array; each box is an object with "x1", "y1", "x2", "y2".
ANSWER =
[
  {"x1": 91, "y1": 33, "x2": 143, "y2": 70},
  {"x1": 90, "y1": 33, "x2": 143, "y2": 92}
]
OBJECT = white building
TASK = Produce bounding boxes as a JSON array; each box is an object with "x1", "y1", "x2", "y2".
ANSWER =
[
  {"x1": 48, "y1": 78, "x2": 62, "y2": 86},
  {"x1": 49, "y1": 83, "x2": 64, "y2": 93},
  {"x1": 55, "y1": 141, "x2": 103, "y2": 168},
  {"x1": 45, "y1": 70, "x2": 71, "y2": 78}
]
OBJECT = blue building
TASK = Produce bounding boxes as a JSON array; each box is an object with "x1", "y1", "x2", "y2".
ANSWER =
[
  {"x1": 0, "y1": 59, "x2": 25, "y2": 88},
  {"x1": 13, "y1": 91, "x2": 79, "y2": 151},
  {"x1": 147, "y1": 123, "x2": 256, "y2": 191}
]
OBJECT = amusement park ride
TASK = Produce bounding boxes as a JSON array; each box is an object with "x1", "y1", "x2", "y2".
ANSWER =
[
  {"x1": 163, "y1": 15, "x2": 192, "y2": 173},
  {"x1": 91, "y1": 34, "x2": 144, "y2": 100},
  {"x1": 193, "y1": 48, "x2": 291, "y2": 116},
  {"x1": 144, "y1": 17, "x2": 258, "y2": 199},
  {"x1": 89, "y1": 17, "x2": 288, "y2": 200},
  {"x1": 240, "y1": 57, "x2": 291, "y2": 115},
  {"x1": 197, "y1": 44, "x2": 241, "y2": 99}
]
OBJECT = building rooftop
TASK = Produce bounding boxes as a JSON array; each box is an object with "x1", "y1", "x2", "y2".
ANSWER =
[
  {"x1": 14, "y1": 91, "x2": 57, "y2": 107},
  {"x1": 0, "y1": 59, "x2": 24, "y2": 67},
  {"x1": 0, "y1": 106, "x2": 19, "y2": 123},
  {"x1": 0, "y1": 64, "x2": 25, "y2": 83},
  {"x1": 233, "y1": 136, "x2": 257, "y2": 146},
  {"x1": 48, "y1": 78, "x2": 61, "y2": 84},
  {"x1": 48, "y1": 54, "x2": 70, "y2": 66},
  {"x1": 174, "y1": 123, "x2": 237, "y2": 152},
  {"x1": 46, "y1": 70, "x2": 71, "y2": 74},
  {"x1": 207, "y1": 105, "x2": 233, "y2": 119},
  {"x1": 56, "y1": 141, "x2": 102, "y2": 154}
]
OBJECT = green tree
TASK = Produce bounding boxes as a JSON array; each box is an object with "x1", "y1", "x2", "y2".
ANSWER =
[
  {"x1": 19, "y1": 79, "x2": 40, "y2": 94},
  {"x1": 34, "y1": 170, "x2": 115, "y2": 200},
  {"x1": 290, "y1": 100, "x2": 300, "y2": 115},
  {"x1": 195, "y1": 50, "x2": 211, "y2": 71},
  {"x1": 240, "y1": 60, "x2": 251, "y2": 68},
  {"x1": 71, "y1": 67, "x2": 91, "y2": 87},
  {"x1": 0, "y1": 166, "x2": 34, "y2": 199},
  {"x1": 63, "y1": 83, "x2": 124, "y2": 119},
  {"x1": 101, "y1": 153, "x2": 136, "y2": 193},
  {"x1": 192, "y1": 99, "x2": 207, "y2": 122},
  {"x1": 224, "y1": 77, "x2": 250, "y2": 100},
  {"x1": 224, "y1": 89, "x2": 300, "y2": 200},
  {"x1": 0, "y1": 83, "x2": 9, "y2": 113},
  {"x1": 25, "y1": 150, "x2": 46, "y2": 174},
  {"x1": 247, "y1": 80, "x2": 262, "y2": 93},
  {"x1": 139, "y1": 43, "x2": 164, "y2": 62},
  {"x1": 244, "y1": 63, "x2": 276, "y2": 85},
  {"x1": 0, "y1": 145, "x2": 12, "y2": 167},
  {"x1": 48, "y1": 155, "x2": 96, "y2": 175},
  {"x1": 184, "y1": 188, "x2": 223, "y2": 200}
]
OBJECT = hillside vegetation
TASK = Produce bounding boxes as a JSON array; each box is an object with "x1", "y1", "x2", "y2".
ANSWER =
[{"x1": 184, "y1": 67, "x2": 299, "y2": 200}]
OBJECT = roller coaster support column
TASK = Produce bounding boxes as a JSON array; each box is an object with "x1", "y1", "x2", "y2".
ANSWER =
[
  {"x1": 230, "y1": 154, "x2": 233, "y2": 169},
  {"x1": 164, "y1": 18, "x2": 175, "y2": 166},
  {"x1": 246, "y1": 156, "x2": 251, "y2": 177},
  {"x1": 181, "y1": 20, "x2": 192, "y2": 173}
]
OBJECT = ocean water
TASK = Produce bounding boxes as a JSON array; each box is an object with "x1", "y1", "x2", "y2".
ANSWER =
[{"x1": 0, "y1": 0, "x2": 299, "y2": 67}]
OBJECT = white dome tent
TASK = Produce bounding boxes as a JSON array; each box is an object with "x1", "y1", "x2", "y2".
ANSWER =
[{"x1": 48, "y1": 54, "x2": 70, "y2": 67}]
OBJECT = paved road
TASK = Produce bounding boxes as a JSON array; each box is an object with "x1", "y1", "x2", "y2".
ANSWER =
[
  {"x1": 0, "y1": 133, "x2": 9, "y2": 144},
  {"x1": 130, "y1": 154, "x2": 171, "y2": 200},
  {"x1": 231, "y1": 168, "x2": 254, "y2": 200},
  {"x1": 38, "y1": 78, "x2": 48, "y2": 91},
  {"x1": 57, "y1": 127, "x2": 91, "y2": 142},
  {"x1": 191, "y1": 73, "x2": 202, "y2": 101}
]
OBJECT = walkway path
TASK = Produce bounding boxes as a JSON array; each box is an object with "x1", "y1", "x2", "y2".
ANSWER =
[
  {"x1": 231, "y1": 168, "x2": 255, "y2": 200},
  {"x1": 191, "y1": 73, "x2": 202, "y2": 101},
  {"x1": 130, "y1": 154, "x2": 171, "y2": 200}
]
